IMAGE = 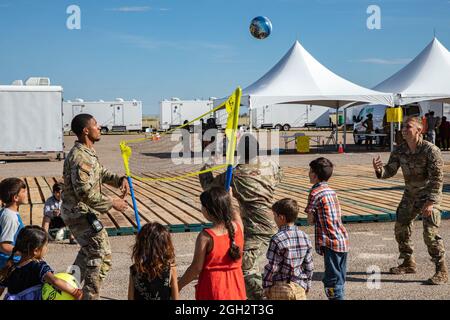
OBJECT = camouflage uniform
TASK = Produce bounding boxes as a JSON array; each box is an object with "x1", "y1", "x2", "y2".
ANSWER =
[
  {"x1": 376, "y1": 137, "x2": 445, "y2": 265},
  {"x1": 62, "y1": 142, "x2": 124, "y2": 300},
  {"x1": 200, "y1": 160, "x2": 283, "y2": 300}
]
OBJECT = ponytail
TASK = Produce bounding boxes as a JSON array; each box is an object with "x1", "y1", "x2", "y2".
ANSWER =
[
  {"x1": 0, "y1": 247, "x2": 18, "y2": 282},
  {"x1": 224, "y1": 214, "x2": 241, "y2": 261}
]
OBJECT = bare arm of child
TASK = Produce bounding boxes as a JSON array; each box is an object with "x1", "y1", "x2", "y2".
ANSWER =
[
  {"x1": 0, "y1": 242, "x2": 15, "y2": 256},
  {"x1": 0, "y1": 287, "x2": 5, "y2": 297},
  {"x1": 42, "y1": 216, "x2": 51, "y2": 233},
  {"x1": 178, "y1": 231, "x2": 210, "y2": 291},
  {"x1": 170, "y1": 264, "x2": 179, "y2": 300},
  {"x1": 43, "y1": 272, "x2": 83, "y2": 300},
  {"x1": 128, "y1": 273, "x2": 134, "y2": 300}
]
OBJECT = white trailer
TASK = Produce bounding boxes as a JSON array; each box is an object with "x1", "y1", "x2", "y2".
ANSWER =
[
  {"x1": 0, "y1": 81, "x2": 64, "y2": 160},
  {"x1": 251, "y1": 104, "x2": 330, "y2": 131},
  {"x1": 159, "y1": 98, "x2": 215, "y2": 130},
  {"x1": 63, "y1": 99, "x2": 142, "y2": 133}
]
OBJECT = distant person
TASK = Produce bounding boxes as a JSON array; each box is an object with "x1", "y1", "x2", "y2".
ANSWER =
[
  {"x1": 0, "y1": 226, "x2": 83, "y2": 300},
  {"x1": 362, "y1": 113, "x2": 374, "y2": 150},
  {"x1": 305, "y1": 158, "x2": 349, "y2": 300},
  {"x1": 41, "y1": 183, "x2": 76, "y2": 244},
  {"x1": 373, "y1": 116, "x2": 447, "y2": 285},
  {"x1": 128, "y1": 222, "x2": 179, "y2": 300},
  {"x1": 178, "y1": 187, "x2": 246, "y2": 300},
  {"x1": 0, "y1": 178, "x2": 26, "y2": 270},
  {"x1": 62, "y1": 113, "x2": 129, "y2": 300},
  {"x1": 427, "y1": 111, "x2": 439, "y2": 144},
  {"x1": 422, "y1": 113, "x2": 429, "y2": 141},
  {"x1": 263, "y1": 199, "x2": 314, "y2": 300},
  {"x1": 382, "y1": 113, "x2": 390, "y2": 149},
  {"x1": 438, "y1": 116, "x2": 450, "y2": 151}
]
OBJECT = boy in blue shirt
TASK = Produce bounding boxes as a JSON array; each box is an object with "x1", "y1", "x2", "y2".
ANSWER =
[{"x1": 0, "y1": 178, "x2": 27, "y2": 269}]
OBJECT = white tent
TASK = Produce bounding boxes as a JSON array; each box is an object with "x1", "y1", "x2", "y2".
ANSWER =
[
  {"x1": 240, "y1": 41, "x2": 394, "y2": 110},
  {"x1": 374, "y1": 37, "x2": 450, "y2": 105},
  {"x1": 215, "y1": 40, "x2": 393, "y2": 147}
]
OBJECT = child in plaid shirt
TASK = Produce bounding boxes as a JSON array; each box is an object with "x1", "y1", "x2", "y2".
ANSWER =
[
  {"x1": 263, "y1": 198, "x2": 313, "y2": 300},
  {"x1": 305, "y1": 157, "x2": 349, "y2": 300}
]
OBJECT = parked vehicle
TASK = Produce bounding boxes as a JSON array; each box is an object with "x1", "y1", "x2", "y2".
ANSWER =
[
  {"x1": 0, "y1": 78, "x2": 64, "y2": 160},
  {"x1": 63, "y1": 99, "x2": 142, "y2": 133},
  {"x1": 251, "y1": 104, "x2": 330, "y2": 131},
  {"x1": 352, "y1": 102, "x2": 442, "y2": 144}
]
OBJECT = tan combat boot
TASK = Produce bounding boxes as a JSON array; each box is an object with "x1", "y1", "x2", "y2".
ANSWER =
[
  {"x1": 426, "y1": 261, "x2": 448, "y2": 285},
  {"x1": 389, "y1": 257, "x2": 417, "y2": 274}
]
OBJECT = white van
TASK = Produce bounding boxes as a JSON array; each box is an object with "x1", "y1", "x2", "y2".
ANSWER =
[{"x1": 352, "y1": 103, "x2": 424, "y2": 145}]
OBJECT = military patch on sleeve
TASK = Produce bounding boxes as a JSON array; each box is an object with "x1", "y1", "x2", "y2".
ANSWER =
[
  {"x1": 80, "y1": 161, "x2": 93, "y2": 173},
  {"x1": 78, "y1": 161, "x2": 93, "y2": 182}
]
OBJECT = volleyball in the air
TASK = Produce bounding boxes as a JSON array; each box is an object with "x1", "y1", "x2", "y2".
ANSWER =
[
  {"x1": 42, "y1": 272, "x2": 81, "y2": 300},
  {"x1": 249, "y1": 16, "x2": 272, "y2": 39}
]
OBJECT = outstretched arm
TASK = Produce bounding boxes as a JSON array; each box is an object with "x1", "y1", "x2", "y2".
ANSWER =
[
  {"x1": 178, "y1": 231, "x2": 210, "y2": 291},
  {"x1": 44, "y1": 272, "x2": 83, "y2": 300},
  {"x1": 373, "y1": 152, "x2": 400, "y2": 179},
  {"x1": 170, "y1": 265, "x2": 180, "y2": 300}
]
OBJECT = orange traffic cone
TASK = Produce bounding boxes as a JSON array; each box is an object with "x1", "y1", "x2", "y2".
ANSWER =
[{"x1": 338, "y1": 142, "x2": 344, "y2": 154}]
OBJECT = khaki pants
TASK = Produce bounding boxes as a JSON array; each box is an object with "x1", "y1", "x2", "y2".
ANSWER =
[
  {"x1": 264, "y1": 282, "x2": 307, "y2": 300},
  {"x1": 65, "y1": 216, "x2": 112, "y2": 300}
]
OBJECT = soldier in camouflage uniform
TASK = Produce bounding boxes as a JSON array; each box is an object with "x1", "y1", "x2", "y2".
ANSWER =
[
  {"x1": 62, "y1": 114, "x2": 129, "y2": 299},
  {"x1": 199, "y1": 133, "x2": 283, "y2": 299},
  {"x1": 373, "y1": 116, "x2": 448, "y2": 285}
]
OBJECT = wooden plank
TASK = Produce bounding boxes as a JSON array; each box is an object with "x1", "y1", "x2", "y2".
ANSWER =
[
  {"x1": 36, "y1": 177, "x2": 53, "y2": 201},
  {"x1": 18, "y1": 204, "x2": 32, "y2": 225},
  {"x1": 135, "y1": 181, "x2": 207, "y2": 224},
  {"x1": 132, "y1": 187, "x2": 183, "y2": 227},
  {"x1": 102, "y1": 184, "x2": 169, "y2": 227},
  {"x1": 31, "y1": 204, "x2": 44, "y2": 226},
  {"x1": 25, "y1": 177, "x2": 38, "y2": 189},
  {"x1": 107, "y1": 209, "x2": 135, "y2": 235}
]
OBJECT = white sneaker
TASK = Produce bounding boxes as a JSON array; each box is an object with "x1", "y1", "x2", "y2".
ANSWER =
[{"x1": 55, "y1": 228, "x2": 65, "y2": 241}]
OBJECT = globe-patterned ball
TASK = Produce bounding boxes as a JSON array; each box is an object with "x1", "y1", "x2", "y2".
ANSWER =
[{"x1": 249, "y1": 16, "x2": 272, "y2": 40}]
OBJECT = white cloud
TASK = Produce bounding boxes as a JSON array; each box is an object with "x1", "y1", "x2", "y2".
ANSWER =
[
  {"x1": 355, "y1": 58, "x2": 412, "y2": 65},
  {"x1": 108, "y1": 6, "x2": 152, "y2": 12}
]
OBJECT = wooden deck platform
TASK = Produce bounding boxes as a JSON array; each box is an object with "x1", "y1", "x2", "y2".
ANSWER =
[{"x1": 6, "y1": 165, "x2": 450, "y2": 236}]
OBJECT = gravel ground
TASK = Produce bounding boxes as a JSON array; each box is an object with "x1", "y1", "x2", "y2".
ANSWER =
[{"x1": 37, "y1": 219, "x2": 450, "y2": 300}]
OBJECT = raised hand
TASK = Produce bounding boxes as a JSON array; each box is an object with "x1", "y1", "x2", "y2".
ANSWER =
[{"x1": 372, "y1": 155, "x2": 383, "y2": 174}]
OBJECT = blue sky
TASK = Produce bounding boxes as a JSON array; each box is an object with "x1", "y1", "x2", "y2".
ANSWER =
[{"x1": 1, "y1": 0, "x2": 449, "y2": 115}]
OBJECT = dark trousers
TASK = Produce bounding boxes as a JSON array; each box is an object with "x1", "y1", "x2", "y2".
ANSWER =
[{"x1": 322, "y1": 247, "x2": 348, "y2": 300}]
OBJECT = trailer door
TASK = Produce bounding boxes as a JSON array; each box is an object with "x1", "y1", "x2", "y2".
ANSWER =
[
  {"x1": 113, "y1": 104, "x2": 124, "y2": 125},
  {"x1": 72, "y1": 104, "x2": 84, "y2": 116},
  {"x1": 171, "y1": 103, "x2": 182, "y2": 125}
]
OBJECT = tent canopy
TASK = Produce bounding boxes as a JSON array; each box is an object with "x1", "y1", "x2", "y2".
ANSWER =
[
  {"x1": 374, "y1": 37, "x2": 450, "y2": 105},
  {"x1": 216, "y1": 41, "x2": 394, "y2": 109}
]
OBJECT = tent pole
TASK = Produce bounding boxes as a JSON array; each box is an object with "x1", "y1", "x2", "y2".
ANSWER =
[
  {"x1": 343, "y1": 107, "x2": 347, "y2": 149},
  {"x1": 390, "y1": 119, "x2": 394, "y2": 152},
  {"x1": 336, "y1": 105, "x2": 339, "y2": 150},
  {"x1": 249, "y1": 106, "x2": 252, "y2": 133}
]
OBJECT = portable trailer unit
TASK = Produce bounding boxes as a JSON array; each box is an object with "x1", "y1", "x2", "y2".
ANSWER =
[
  {"x1": 0, "y1": 82, "x2": 64, "y2": 160},
  {"x1": 159, "y1": 98, "x2": 215, "y2": 130},
  {"x1": 63, "y1": 99, "x2": 143, "y2": 133},
  {"x1": 251, "y1": 104, "x2": 330, "y2": 131}
]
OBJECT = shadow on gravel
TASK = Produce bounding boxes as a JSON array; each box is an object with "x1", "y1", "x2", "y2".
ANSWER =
[{"x1": 313, "y1": 271, "x2": 424, "y2": 284}]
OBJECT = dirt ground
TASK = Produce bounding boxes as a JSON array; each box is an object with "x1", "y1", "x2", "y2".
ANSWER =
[{"x1": 1, "y1": 133, "x2": 450, "y2": 300}]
